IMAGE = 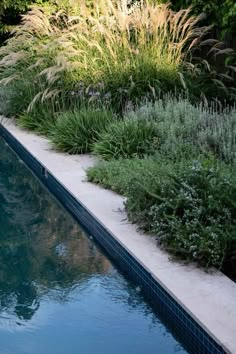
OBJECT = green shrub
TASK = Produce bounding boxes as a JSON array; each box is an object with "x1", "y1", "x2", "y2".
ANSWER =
[
  {"x1": 92, "y1": 119, "x2": 159, "y2": 160},
  {"x1": 87, "y1": 157, "x2": 162, "y2": 194},
  {"x1": 126, "y1": 159, "x2": 236, "y2": 268},
  {"x1": 87, "y1": 157, "x2": 236, "y2": 269},
  {"x1": 171, "y1": 0, "x2": 236, "y2": 36},
  {"x1": 50, "y1": 109, "x2": 114, "y2": 154},
  {"x1": 0, "y1": 0, "x2": 73, "y2": 41},
  {"x1": 0, "y1": 0, "x2": 33, "y2": 40}
]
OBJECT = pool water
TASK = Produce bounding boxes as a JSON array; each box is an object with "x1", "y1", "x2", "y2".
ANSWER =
[{"x1": 0, "y1": 139, "x2": 188, "y2": 354}]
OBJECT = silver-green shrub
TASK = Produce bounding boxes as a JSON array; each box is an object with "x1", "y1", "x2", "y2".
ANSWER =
[{"x1": 127, "y1": 97, "x2": 236, "y2": 164}]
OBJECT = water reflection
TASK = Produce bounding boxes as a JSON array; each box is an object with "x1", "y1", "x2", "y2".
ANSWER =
[
  {"x1": 0, "y1": 139, "x2": 187, "y2": 354},
  {"x1": 0, "y1": 140, "x2": 110, "y2": 323}
]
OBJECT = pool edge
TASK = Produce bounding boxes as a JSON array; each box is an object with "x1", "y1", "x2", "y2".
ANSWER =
[{"x1": 0, "y1": 121, "x2": 233, "y2": 354}]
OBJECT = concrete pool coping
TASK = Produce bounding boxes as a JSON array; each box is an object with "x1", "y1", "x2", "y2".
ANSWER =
[{"x1": 1, "y1": 118, "x2": 236, "y2": 354}]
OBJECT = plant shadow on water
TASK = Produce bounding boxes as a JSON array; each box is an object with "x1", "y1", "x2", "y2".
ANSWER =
[
  {"x1": 0, "y1": 199, "x2": 108, "y2": 322},
  {"x1": 0, "y1": 140, "x2": 110, "y2": 322},
  {"x1": 0, "y1": 139, "x2": 187, "y2": 354}
]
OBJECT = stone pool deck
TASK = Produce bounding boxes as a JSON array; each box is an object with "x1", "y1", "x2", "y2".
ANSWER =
[{"x1": 1, "y1": 118, "x2": 236, "y2": 354}]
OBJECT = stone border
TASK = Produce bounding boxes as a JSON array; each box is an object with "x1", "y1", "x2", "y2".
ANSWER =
[{"x1": 1, "y1": 119, "x2": 235, "y2": 354}]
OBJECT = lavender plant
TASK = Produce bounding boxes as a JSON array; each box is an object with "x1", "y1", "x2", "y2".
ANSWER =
[{"x1": 127, "y1": 97, "x2": 236, "y2": 164}]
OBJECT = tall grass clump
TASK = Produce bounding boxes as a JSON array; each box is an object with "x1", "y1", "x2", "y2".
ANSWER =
[
  {"x1": 93, "y1": 118, "x2": 159, "y2": 160},
  {"x1": 0, "y1": 5, "x2": 72, "y2": 117},
  {"x1": 50, "y1": 108, "x2": 114, "y2": 154},
  {"x1": 0, "y1": 0, "x2": 235, "y2": 116},
  {"x1": 17, "y1": 102, "x2": 57, "y2": 135}
]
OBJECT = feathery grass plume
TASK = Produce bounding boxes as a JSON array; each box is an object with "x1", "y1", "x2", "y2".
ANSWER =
[
  {"x1": 39, "y1": 0, "x2": 235, "y2": 110},
  {"x1": 0, "y1": 4, "x2": 72, "y2": 115},
  {"x1": 0, "y1": 0, "x2": 235, "y2": 115}
]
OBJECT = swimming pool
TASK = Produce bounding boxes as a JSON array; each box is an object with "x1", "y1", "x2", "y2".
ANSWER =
[{"x1": 0, "y1": 138, "x2": 188, "y2": 353}]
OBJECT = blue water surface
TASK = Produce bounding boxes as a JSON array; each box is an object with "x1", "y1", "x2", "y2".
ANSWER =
[{"x1": 0, "y1": 139, "x2": 188, "y2": 354}]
